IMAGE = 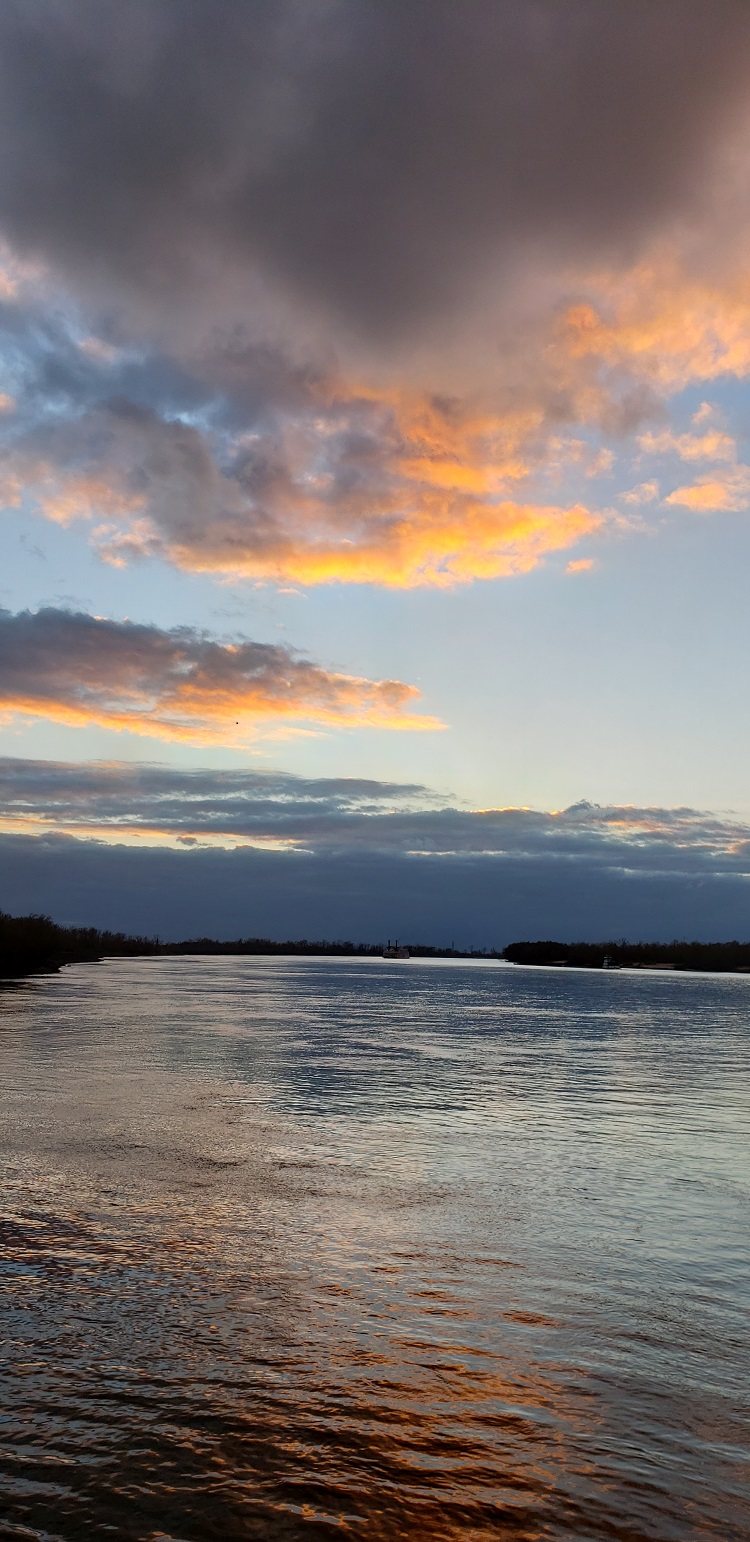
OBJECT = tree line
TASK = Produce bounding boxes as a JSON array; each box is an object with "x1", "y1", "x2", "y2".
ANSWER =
[
  {"x1": 6, "y1": 909, "x2": 750, "y2": 979},
  {"x1": 502, "y1": 939, "x2": 750, "y2": 971},
  {"x1": 164, "y1": 937, "x2": 498, "y2": 959},
  {"x1": 0, "y1": 910, "x2": 161, "y2": 979},
  {"x1": 0, "y1": 910, "x2": 499, "y2": 978}
]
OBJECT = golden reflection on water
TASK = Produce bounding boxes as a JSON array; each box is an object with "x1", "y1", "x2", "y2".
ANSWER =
[{"x1": 0, "y1": 957, "x2": 748, "y2": 1539}]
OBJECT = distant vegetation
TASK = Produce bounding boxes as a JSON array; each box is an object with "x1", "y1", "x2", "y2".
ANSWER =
[
  {"x1": 6, "y1": 910, "x2": 750, "y2": 980},
  {"x1": 0, "y1": 910, "x2": 498, "y2": 979},
  {"x1": 503, "y1": 940, "x2": 750, "y2": 972},
  {"x1": 0, "y1": 911, "x2": 160, "y2": 979},
  {"x1": 162, "y1": 937, "x2": 496, "y2": 959}
]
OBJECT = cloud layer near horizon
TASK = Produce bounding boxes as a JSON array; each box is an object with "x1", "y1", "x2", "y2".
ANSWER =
[
  {"x1": 2, "y1": 755, "x2": 749, "y2": 871},
  {"x1": 1, "y1": 759, "x2": 749, "y2": 944},
  {"x1": 0, "y1": 610, "x2": 433, "y2": 742}
]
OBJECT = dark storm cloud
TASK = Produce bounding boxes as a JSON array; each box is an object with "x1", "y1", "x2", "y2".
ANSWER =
[{"x1": 0, "y1": 1, "x2": 748, "y2": 333}]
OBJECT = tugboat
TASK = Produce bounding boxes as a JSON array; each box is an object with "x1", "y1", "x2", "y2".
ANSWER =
[{"x1": 382, "y1": 938, "x2": 410, "y2": 959}]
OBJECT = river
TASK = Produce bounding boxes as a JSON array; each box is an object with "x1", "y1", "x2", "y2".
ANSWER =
[{"x1": 0, "y1": 956, "x2": 748, "y2": 1539}]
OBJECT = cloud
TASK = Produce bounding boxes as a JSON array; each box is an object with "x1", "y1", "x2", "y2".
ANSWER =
[
  {"x1": 558, "y1": 251, "x2": 750, "y2": 393},
  {"x1": 634, "y1": 417, "x2": 750, "y2": 513},
  {"x1": 565, "y1": 558, "x2": 595, "y2": 575},
  {"x1": 4, "y1": 832, "x2": 750, "y2": 949},
  {"x1": 691, "y1": 401, "x2": 716, "y2": 427},
  {"x1": 1, "y1": 3, "x2": 749, "y2": 339},
  {"x1": 621, "y1": 480, "x2": 659, "y2": 506},
  {"x1": 0, "y1": 758, "x2": 442, "y2": 844},
  {"x1": 665, "y1": 467, "x2": 750, "y2": 513},
  {"x1": 638, "y1": 428, "x2": 737, "y2": 463},
  {"x1": 7, "y1": 234, "x2": 750, "y2": 592},
  {"x1": 0, "y1": 609, "x2": 436, "y2": 743},
  {"x1": 2, "y1": 773, "x2": 750, "y2": 944},
  {"x1": 2, "y1": 759, "x2": 749, "y2": 877},
  {"x1": 0, "y1": 389, "x2": 600, "y2": 587},
  {"x1": 1, "y1": 12, "x2": 750, "y2": 593}
]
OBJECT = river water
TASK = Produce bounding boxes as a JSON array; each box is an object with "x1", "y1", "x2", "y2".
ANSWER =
[{"x1": 0, "y1": 956, "x2": 748, "y2": 1540}]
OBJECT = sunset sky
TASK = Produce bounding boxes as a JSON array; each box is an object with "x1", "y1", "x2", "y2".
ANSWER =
[{"x1": 3, "y1": 0, "x2": 750, "y2": 942}]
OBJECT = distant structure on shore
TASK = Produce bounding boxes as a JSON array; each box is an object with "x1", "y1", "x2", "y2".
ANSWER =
[{"x1": 382, "y1": 939, "x2": 410, "y2": 959}]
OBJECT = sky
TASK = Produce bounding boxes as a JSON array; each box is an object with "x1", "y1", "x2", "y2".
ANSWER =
[{"x1": 2, "y1": 0, "x2": 750, "y2": 943}]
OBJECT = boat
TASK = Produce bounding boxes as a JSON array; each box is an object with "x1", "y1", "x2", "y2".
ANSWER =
[{"x1": 382, "y1": 938, "x2": 410, "y2": 959}]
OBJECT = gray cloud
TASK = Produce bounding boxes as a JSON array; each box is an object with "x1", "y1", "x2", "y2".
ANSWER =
[
  {"x1": 0, "y1": 2, "x2": 748, "y2": 336},
  {"x1": 0, "y1": 609, "x2": 428, "y2": 740},
  {"x1": 3, "y1": 756, "x2": 750, "y2": 873},
  {"x1": 0, "y1": 756, "x2": 435, "y2": 832},
  {"x1": 2, "y1": 5, "x2": 750, "y2": 594},
  {"x1": 4, "y1": 760, "x2": 749, "y2": 943},
  {"x1": 1, "y1": 831, "x2": 749, "y2": 948}
]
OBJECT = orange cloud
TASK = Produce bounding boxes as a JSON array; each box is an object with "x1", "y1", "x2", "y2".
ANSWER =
[
  {"x1": 154, "y1": 492, "x2": 600, "y2": 588},
  {"x1": 0, "y1": 608, "x2": 439, "y2": 744},
  {"x1": 638, "y1": 428, "x2": 737, "y2": 463},
  {"x1": 2, "y1": 390, "x2": 600, "y2": 588},
  {"x1": 665, "y1": 466, "x2": 750, "y2": 512},
  {"x1": 566, "y1": 557, "x2": 595, "y2": 574},
  {"x1": 14, "y1": 243, "x2": 750, "y2": 595},
  {"x1": 559, "y1": 248, "x2": 750, "y2": 391}
]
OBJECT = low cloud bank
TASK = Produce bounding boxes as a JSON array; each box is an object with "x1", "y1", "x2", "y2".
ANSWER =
[
  {"x1": 1, "y1": 759, "x2": 749, "y2": 945},
  {"x1": 1, "y1": 834, "x2": 748, "y2": 949}
]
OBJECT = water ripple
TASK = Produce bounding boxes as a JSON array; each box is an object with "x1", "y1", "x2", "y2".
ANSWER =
[{"x1": 0, "y1": 957, "x2": 748, "y2": 1538}]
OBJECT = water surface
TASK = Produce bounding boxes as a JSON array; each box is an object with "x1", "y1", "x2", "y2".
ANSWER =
[{"x1": 0, "y1": 957, "x2": 748, "y2": 1539}]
